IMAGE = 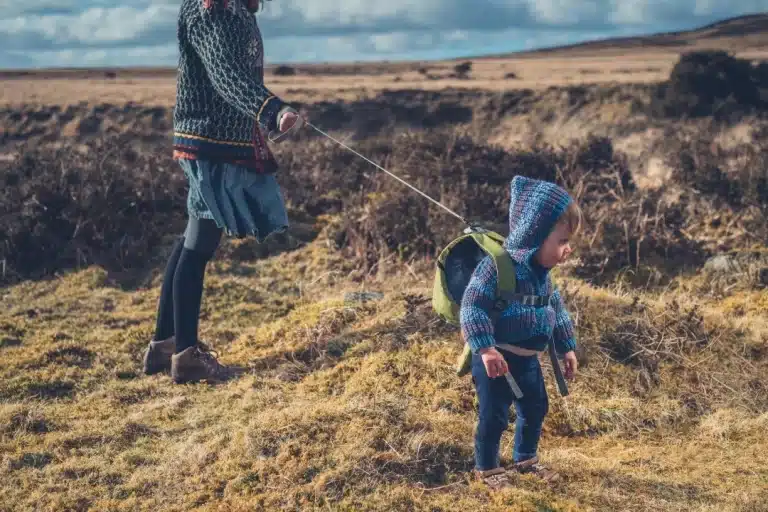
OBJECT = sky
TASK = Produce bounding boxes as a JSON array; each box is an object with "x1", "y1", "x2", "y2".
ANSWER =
[{"x1": 0, "y1": 1, "x2": 766, "y2": 69}]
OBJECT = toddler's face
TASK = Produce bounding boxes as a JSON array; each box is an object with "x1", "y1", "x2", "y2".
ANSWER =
[{"x1": 534, "y1": 221, "x2": 573, "y2": 269}]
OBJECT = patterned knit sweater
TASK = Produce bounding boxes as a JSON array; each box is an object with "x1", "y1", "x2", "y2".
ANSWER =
[
  {"x1": 460, "y1": 175, "x2": 578, "y2": 356},
  {"x1": 173, "y1": 0, "x2": 286, "y2": 171}
]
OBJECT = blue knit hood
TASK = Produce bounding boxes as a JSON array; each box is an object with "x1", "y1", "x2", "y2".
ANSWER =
[{"x1": 503, "y1": 176, "x2": 573, "y2": 265}]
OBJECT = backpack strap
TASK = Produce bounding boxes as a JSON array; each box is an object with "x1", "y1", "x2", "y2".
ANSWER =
[
  {"x1": 469, "y1": 233, "x2": 551, "y2": 319},
  {"x1": 469, "y1": 232, "x2": 516, "y2": 295}
]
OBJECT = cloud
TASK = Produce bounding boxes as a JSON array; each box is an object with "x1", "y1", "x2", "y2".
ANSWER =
[
  {"x1": 1, "y1": 0, "x2": 767, "y2": 68},
  {"x1": 0, "y1": 0, "x2": 82, "y2": 17},
  {"x1": 524, "y1": 0, "x2": 605, "y2": 26},
  {"x1": 5, "y1": 45, "x2": 180, "y2": 68},
  {"x1": 0, "y1": 4, "x2": 177, "y2": 51},
  {"x1": 259, "y1": 0, "x2": 535, "y2": 36},
  {"x1": 257, "y1": 0, "x2": 768, "y2": 36}
]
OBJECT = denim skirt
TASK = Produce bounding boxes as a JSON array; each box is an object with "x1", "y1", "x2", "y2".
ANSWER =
[{"x1": 178, "y1": 159, "x2": 289, "y2": 241}]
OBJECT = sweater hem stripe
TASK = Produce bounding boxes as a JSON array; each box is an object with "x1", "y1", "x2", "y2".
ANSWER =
[{"x1": 174, "y1": 132, "x2": 254, "y2": 147}]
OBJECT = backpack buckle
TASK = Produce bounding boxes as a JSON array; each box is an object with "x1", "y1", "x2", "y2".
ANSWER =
[
  {"x1": 493, "y1": 299, "x2": 508, "y2": 311},
  {"x1": 515, "y1": 294, "x2": 552, "y2": 307},
  {"x1": 520, "y1": 295, "x2": 534, "y2": 306},
  {"x1": 464, "y1": 224, "x2": 487, "y2": 234}
]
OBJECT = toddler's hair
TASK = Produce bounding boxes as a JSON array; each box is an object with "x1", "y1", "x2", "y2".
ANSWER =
[{"x1": 557, "y1": 200, "x2": 582, "y2": 236}]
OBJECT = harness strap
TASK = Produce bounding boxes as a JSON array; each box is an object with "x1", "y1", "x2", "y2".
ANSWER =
[
  {"x1": 488, "y1": 295, "x2": 550, "y2": 326},
  {"x1": 496, "y1": 291, "x2": 551, "y2": 308}
]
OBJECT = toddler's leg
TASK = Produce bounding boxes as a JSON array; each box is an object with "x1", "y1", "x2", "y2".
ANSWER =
[
  {"x1": 510, "y1": 355, "x2": 549, "y2": 463},
  {"x1": 471, "y1": 352, "x2": 515, "y2": 470}
]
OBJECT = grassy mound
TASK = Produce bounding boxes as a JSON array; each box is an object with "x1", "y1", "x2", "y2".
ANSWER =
[
  {"x1": 5, "y1": 124, "x2": 765, "y2": 288},
  {"x1": 0, "y1": 136, "x2": 187, "y2": 283},
  {"x1": 1, "y1": 92, "x2": 767, "y2": 510},
  {"x1": 650, "y1": 50, "x2": 768, "y2": 121},
  {"x1": 0, "y1": 238, "x2": 766, "y2": 511},
  {"x1": 661, "y1": 123, "x2": 768, "y2": 210}
]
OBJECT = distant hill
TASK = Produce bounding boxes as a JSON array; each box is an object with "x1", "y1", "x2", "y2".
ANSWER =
[{"x1": 488, "y1": 13, "x2": 768, "y2": 59}]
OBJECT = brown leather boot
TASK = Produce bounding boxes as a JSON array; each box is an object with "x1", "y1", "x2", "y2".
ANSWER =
[
  {"x1": 171, "y1": 343, "x2": 240, "y2": 384},
  {"x1": 508, "y1": 456, "x2": 560, "y2": 482},
  {"x1": 473, "y1": 467, "x2": 513, "y2": 490},
  {"x1": 142, "y1": 336, "x2": 176, "y2": 375}
]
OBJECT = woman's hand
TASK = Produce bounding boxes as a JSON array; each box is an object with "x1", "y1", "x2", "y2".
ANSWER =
[
  {"x1": 278, "y1": 107, "x2": 305, "y2": 133},
  {"x1": 480, "y1": 347, "x2": 508, "y2": 378}
]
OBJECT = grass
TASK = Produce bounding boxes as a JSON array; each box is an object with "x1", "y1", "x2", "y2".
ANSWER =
[
  {"x1": 2, "y1": 42, "x2": 768, "y2": 511},
  {"x1": 1, "y1": 235, "x2": 766, "y2": 512}
]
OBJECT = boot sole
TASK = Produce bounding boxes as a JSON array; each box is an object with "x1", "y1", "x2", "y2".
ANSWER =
[{"x1": 171, "y1": 374, "x2": 198, "y2": 384}]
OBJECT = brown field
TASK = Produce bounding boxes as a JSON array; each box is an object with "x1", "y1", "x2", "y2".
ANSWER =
[
  {"x1": 3, "y1": 49, "x2": 768, "y2": 107},
  {"x1": 1, "y1": 14, "x2": 767, "y2": 512}
]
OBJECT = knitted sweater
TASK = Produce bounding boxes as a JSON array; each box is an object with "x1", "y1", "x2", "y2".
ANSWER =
[
  {"x1": 460, "y1": 176, "x2": 578, "y2": 356},
  {"x1": 173, "y1": 0, "x2": 286, "y2": 171}
]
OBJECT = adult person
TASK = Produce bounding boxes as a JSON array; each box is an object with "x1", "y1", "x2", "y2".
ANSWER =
[{"x1": 143, "y1": 0, "x2": 305, "y2": 384}]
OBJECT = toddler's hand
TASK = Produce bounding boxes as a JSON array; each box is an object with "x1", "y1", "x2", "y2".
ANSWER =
[
  {"x1": 480, "y1": 347, "x2": 508, "y2": 378},
  {"x1": 563, "y1": 351, "x2": 578, "y2": 380}
]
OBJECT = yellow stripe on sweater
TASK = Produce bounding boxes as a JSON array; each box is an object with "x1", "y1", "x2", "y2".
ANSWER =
[{"x1": 174, "y1": 132, "x2": 252, "y2": 147}]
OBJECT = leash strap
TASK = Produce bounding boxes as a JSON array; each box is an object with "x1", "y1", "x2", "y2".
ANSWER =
[
  {"x1": 303, "y1": 121, "x2": 471, "y2": 226},
  {"x1": 504, "y1": 371, "x2": 524, "y2": 399},
  {"x1": 548, "y1": 342, "x2": 569, "y2": 396}
]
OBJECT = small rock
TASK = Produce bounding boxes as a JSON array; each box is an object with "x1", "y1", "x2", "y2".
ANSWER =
[
  {"x1": 8, "y1": 452, "x2": 53, "y2": 470},
  {"x1": 0, "y1": 337, "x2": 21, "y2": 348},
  {"x1": 703, "y1": 254, "x2": 741, "y2": 274},
  {"x1": 344, "y1": 291, "x2": 384, "y2": 304}
]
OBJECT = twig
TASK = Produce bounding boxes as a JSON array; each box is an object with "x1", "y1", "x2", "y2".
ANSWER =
[
  {"x1": 415, "y1": 481, "x2": 463, "y2": 493},
  {"x1": 384, "y1": 440, "x2": 403, "y2": 459},
  {"x1": 403, "y1": 260, "x2": 420, "y2": 280},
  {"x1": 614, "y1": 410, "x2": 643, "y2": 434},
  {"x1": 365, "y1": 252, "x2": 396, "y2": 281},
  {"x1": 709, "y1": 375, "x2": 739, "y2": 395},
  {"x1": 724, "y1": 346, "x2": 758, "y2": 371}
]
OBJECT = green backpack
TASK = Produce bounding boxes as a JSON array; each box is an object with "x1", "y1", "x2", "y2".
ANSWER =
[
  {"x1": 432, "y1": 228, "x2": 517, "y2": 377},
  {"x1": 432, "y1": 227, "x2": 569, "y2": 396}
]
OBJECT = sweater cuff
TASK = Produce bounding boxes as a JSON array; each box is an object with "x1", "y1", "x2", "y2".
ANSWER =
[
  {"x1": 469, "y1": 334, "x2": 497, "y2": 355},
  {"x1": 554, "y1": 337, "x2": 577, "y2": 357},
  {"x1": 256, "y1": 95, "x2": 286, "y2": 133}
]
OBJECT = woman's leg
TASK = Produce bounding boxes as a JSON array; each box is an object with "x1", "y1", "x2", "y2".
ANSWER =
[
  {"x1": 173, "y1": 216, "x2": 223, "y2": 354},
  {"x1": 170, "y1": 216, "x2": 240, "y2": 384},
  {"x1": 144, "y1": 234, "x2": 187, "y2": 375},
  {"x1": 153, "y1": 236, "x2": 186, "y2": 342}
]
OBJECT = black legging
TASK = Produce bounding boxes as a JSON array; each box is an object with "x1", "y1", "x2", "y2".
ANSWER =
[
  {"x1": 182, "y1": 216, "x2": 223, "y2": 258},
  {"x1": 154, "y1": 217, "x2": 223, "y2": 353}
]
